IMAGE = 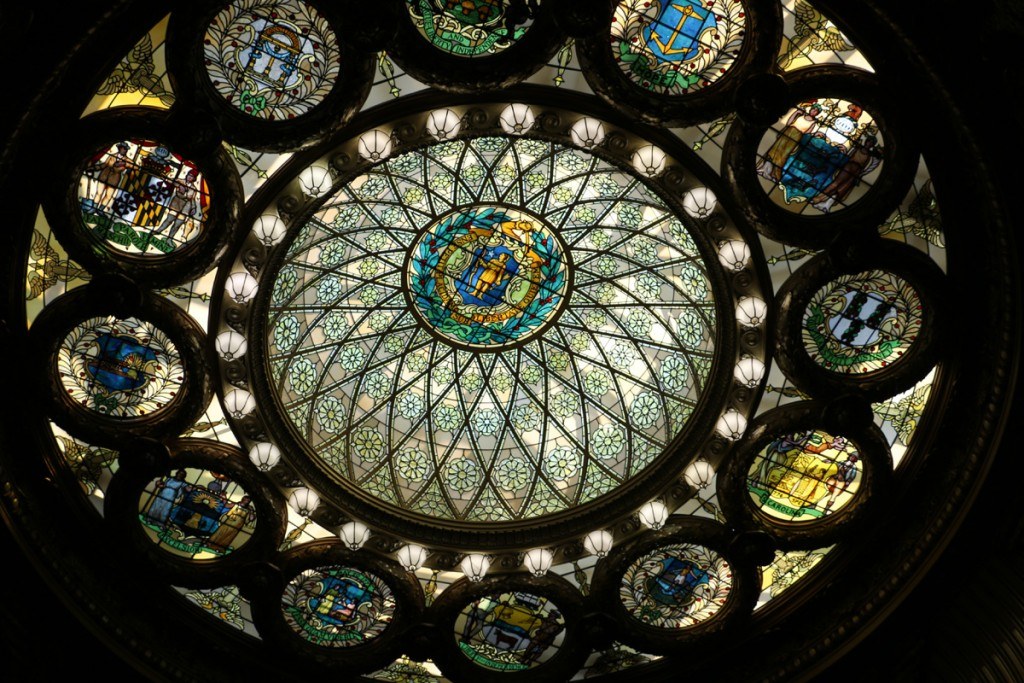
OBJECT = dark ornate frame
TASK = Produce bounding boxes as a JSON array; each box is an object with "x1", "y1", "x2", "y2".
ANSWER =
[
  {"x1": 722, "y1": 65, "x2": 919, "y2": 248},
  {"x1": 41, "y1": 106, "x2": 246, "y2": 288},
  {"x1": 29, "y1": 284, "x2": 213, "y2": 447}
]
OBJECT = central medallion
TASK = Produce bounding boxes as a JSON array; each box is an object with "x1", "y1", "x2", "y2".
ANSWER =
[{"x1": 406, "y1": 206, "x2": 571, "y2": 350}]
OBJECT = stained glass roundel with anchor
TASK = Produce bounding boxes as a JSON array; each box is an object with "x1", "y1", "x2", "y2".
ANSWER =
[{"x1": 405, "y1": 206, "x2": 571, "y2": 350}]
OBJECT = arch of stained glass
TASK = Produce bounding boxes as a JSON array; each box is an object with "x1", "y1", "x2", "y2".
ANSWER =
[{"x1": 267, "y1": 134, "x2": 717, "y2": 522}]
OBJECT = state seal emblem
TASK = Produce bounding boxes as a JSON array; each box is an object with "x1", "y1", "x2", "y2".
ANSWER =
[{"x1": 406, "y1": 206, "x2": 570, "y2": 350}]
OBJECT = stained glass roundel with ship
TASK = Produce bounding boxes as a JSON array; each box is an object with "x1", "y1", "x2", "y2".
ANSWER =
[
  {"x1": 611, "y1": 0, "x2": 748, "y2": 96},
  {"x1": 282, "y1": 566, "x2": 396, "y2": 647},
  {"x1": 406, "y1": 0, "x2": 534, "y2": 57},
  {"x1": 756, "y1": 98, "x2": 883, "y2": 215},
  {"x1": 406, "y1": 206, "x2": 570, "y2": 350},
  {"x1": 455, "y1": 592, "x2": 566, "y2": 671},
  {"x1": 58, "y1": 315, "x2": 183, "y2": 418},
  {"x1": 138, "y1": 467, "x2": 256, "y2": 559},
  {"x1": 267, "y1": 134, "x2": 717, "y2": 522},
  {"x1": 204, "y1": 0, "x2": 341, "y2": 120},
  {"x1": 746, "y1": 429, "x2": 862, "y2": 522},
  {"x1": 619, "y1": 542, "x2": 732, "y2": 629},
  {"x1": 802, "y1": 269, "x2": 922, "y2": 375},
  {"x1": 78, "y1": 140, "x2": 209, "y2": 255}
]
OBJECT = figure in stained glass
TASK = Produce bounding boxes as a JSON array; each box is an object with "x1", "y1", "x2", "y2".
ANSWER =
[
  {"x1": 139, "y1": 468, "x2": 256, "y2": 557},
  {"x1": 757, "y1": 99, "x2": 882, "y2": 214},
  {"x1": 145, "y1": 470, "x2": 190, "y2": 524},
  {"x1": 156, "y1": 168, "x2": 202, "y2": 243},
  {"x1": 409, "y1": 207, "x2": 568, "y2": 348},
  {"x1": 78, "y1": 141, "x2": 209, "y2": 255},
  {"x1": 456, "y1": 592, "x2": 566, "y2": 671},
  {"x1": 746, "y1": 430, "x2": 862, "y2": 521}
]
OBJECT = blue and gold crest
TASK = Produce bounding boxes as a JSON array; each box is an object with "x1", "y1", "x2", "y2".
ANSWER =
[
  {"x1": 408, "y1": 206, "x2": 570, "y2": 349},
  {"x1": 642, "y1": 1, "x2": 718, "y2": 64}
]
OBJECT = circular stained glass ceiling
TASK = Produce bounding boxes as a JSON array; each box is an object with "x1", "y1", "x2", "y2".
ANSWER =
[{"x1": 262, "y1": 134, "x2": 720, "y2": 523}]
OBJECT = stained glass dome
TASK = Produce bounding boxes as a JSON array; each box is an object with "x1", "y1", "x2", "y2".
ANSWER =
[{"x1": 263, "y1": 133, "x2": 720, "y2": 523}]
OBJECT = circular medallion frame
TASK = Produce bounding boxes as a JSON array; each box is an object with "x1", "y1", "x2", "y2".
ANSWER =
[
  {"x1": 103, "y1": 438, "x2": 287, "y2": 587},
  {"x1": 576, "y1": 0, "x2": 783, "y2": 126},
  {"x1": 429, "y1": 572, "x2": 588, "y2": 682},
  {"x1": 775, "y1": 240, "x2": 946, "y2": 401},
  {"x1": 41, "y1": 106, "x2": 245, "y2": 288},
  {"x1": 30, "y1": 285, "x2": 213, "y2": 448},
  {"x1": 385, "y1": 1, "x2": 564, "y2": 92},
  {"x1": 250, "y1": 541, "x2": 425, "y2": 673},
  {"x1": 722, "y1": 66, "x2": 918, "y2": 249},
  {"x1": 718, "y1": 401, "x2": 892, "y2": 550},
  {"x1": 588, "y1": 517, "x2": 760, "y2": 655},
  {"x1": 166, "y1": 0, "x2": 375, "y2": 152}
]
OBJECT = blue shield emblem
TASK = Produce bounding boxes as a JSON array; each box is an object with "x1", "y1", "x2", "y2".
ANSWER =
[
  {"x1": 642, "y1": 1, "x2": 717, "y2": 63},
  {"x1": 453, "y1": 244, "x2": 521, "y2": 308},
  {"x1": 86, "y1": 333, "x2": 158, "y2": 393},
  {"x1": 828, "y1": 290, "x2": 897, "y2": 348},
  {"x1": 646, "y1": 557, "x2": 710, "y2": 607}
]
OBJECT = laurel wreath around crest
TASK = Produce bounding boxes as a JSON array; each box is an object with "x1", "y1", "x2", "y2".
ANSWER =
[
  {"x1": 205, "y1": 0, "x2": 342, "y2": 119},
  {"x1": 613, "y1": 0, "x2": 747, "y2": 94},
  {"x1": 58, "y1": 316, "x2": 180, "y2": 417},
  {"x1": 411, "y1": 207, "x2": 566, "y2": 346}
]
